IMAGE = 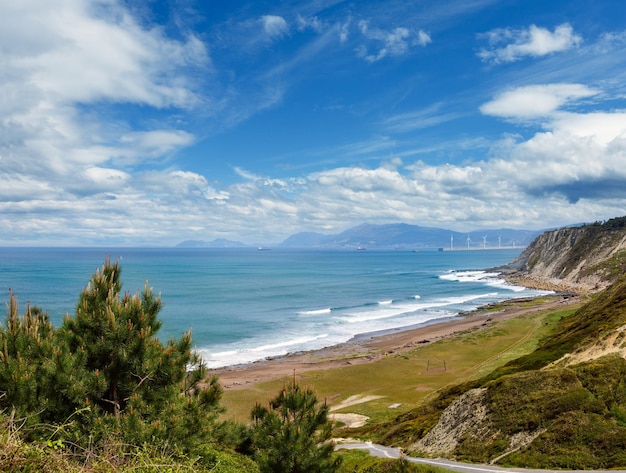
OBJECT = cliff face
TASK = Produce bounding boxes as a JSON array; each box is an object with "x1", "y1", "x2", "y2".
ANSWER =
[{"x1": 503, "y1": 218, "x2": 626, "y2": 293}]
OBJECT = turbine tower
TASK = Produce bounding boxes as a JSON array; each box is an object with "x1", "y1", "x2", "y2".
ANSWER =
[
  {"x1": 466, "y1": 234, "x2": 471, "y2": 250},
  {"x1": 450, "y1": 233, "x2": 454, "y2": 250},
  {"x1": 482, "y1": 235, "x2": 487, "y2": 250},
  {"x1": 498, "y1": 235, "x2": 502, "y2": 249}
]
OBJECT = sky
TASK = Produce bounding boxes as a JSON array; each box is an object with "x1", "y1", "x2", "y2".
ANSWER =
[{"x1": 1, "y1": 0, "x2": 626, "y2": 246}]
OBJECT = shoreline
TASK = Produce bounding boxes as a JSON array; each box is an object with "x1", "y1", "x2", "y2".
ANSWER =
[{"x1": 210, "y1": 293, "x2": 579, "y2": 390}]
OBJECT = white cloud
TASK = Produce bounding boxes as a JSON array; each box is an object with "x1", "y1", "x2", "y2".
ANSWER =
[
  {"x1": 204, "y1": 186, "x2": 231, "y2": 201},
  {"x1": 82, "y1": 167, "x2": 130, "y2": 186},
  {"x1": 1, "y1": 3, "x2": 624, "y2": 246},
  {"x1": 384, "y1": 103, "x2": 463, "y2": 132},
  {"x1": 478, "y1": 23, "x2": 582, "y2": 63},
  {"x1": 552, "y1": 112, "x2": 626, "y2": 145},
  {"x1": 0, "y1": 0, "x2": 204, "y2": 202},
  {"x1": 339, "y1": 19, "x2": 351, "y2": 43},
  {"x1": 113, "y1": 130, "x2": 196, "y2": 164},
  {"x1": 297, "y1": 15, "x2": 324, "y2": 33},
  {"x1": 5, "y1": 1, "x2": 207, "y2": 108},
  {"x1": 480, "y1": 83, "x2": 599, "y2": 119},
  {"x1": 262, "y1": 15, "x2": 289, "y2": 39},
  {"x1": 356, "y1": 20, "x2": 431, "y2": 62},
  {"x1": 478, "y1": 83, "x2": 626, "y2": 203}
]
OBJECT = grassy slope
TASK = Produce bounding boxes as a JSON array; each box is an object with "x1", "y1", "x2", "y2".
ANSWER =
[{"x1": 365, "y1": 273, "x2": 626, "y2": 470}]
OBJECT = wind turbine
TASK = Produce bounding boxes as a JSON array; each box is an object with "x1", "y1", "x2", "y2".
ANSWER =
[
  {"x1": 450, "y1": 233, "x2": 454, "y2": 250},
  {"x1": 466, "y1": 234, "x2": 471, "y2": 250},
  {"x1": 498, "y1": 235, "x2": 502, "y2": 249},
  {"x1": 482, "y1": 235, "x2": 487, "y2": 250}
]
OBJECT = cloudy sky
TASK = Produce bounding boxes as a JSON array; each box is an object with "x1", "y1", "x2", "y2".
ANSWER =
[{"x1": 2, "y1": 0, "x2": 626, "y2": 246}]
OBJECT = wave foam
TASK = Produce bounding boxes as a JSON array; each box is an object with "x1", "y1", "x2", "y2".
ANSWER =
[
  {"x1": 202, "y1": 333, "x2": 330, "y2": 368},
  {"x1": 298, "y1": 307, "x2": 332, "y2": 316}
]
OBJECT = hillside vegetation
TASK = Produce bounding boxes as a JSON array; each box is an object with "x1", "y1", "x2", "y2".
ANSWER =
[{"x1": 363, "y1": 217, "x2": 626, "y2": 469}]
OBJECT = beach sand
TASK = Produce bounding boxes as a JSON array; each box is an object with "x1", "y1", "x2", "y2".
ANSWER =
[{"x1": 210, "y1": 294, "x2": 578, "y2": 390}]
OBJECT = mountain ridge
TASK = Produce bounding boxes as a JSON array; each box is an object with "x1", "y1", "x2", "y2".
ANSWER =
[
  {"x1": 178, "y1": 223, "x2": 544, "y2": 249},
  {"x1": 280, "y1": 223, "x2": 541, "y2": 249}
]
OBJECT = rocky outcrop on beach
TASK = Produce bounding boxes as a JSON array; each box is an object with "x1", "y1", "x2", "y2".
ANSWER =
[{"x1": 500, "y1": 216, "x2": 626, "y2": 293}]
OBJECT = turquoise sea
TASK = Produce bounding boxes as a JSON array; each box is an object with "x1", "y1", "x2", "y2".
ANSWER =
[{"x1": 0, "y1": 247, "x2": 550, "y2": 368}]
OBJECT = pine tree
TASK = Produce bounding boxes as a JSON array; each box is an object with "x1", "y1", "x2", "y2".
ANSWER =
[
  {"x1": 249, "y1": 380, "x2": 340, "y2": 473},
  {"x1": 0, "y1": 259, "x2": 227, "y2": 459},
  {"x1": 59, "y1": 258, "x2": 223, "y2": 447},
  {"x1": 0, "y1": 290, "x2": 88, "y2": 424}
]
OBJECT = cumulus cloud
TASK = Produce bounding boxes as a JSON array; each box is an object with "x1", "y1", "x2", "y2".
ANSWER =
[
  {"x1": 478, "y1": 23, "x2": 582, "y2": 63},
  {"x1": 1, "y1": 3, "x2": 624, "y2": 246},
  {"x1": 0, "y1": 0, "x2": 205, "y2": 201},
  {"x1": 356, "y1": 20, "x2": 431, "y2": 62},
  {"x1": 4, "y1": 1, "x2": 207, "y2": 107},
  {"x1": 480, "y1": 84, "x2": 626, "y2": 204},
  {"x1": 0, "y1": 0, "x2": 213, "y2": 245},
  {"x1": 262, "y1": 15, "x2": 289, "y2": 39},
  {"x1": 480, "y1": 83, "x2": 599, "y2": 119}
]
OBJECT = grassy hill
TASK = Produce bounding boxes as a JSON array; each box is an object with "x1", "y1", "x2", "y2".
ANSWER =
[{"x1": 362, "y1": 271, "x2": 626, "y2": 469}]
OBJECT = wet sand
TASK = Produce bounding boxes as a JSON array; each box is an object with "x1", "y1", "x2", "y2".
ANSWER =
[{"x1": 210, "y1": 294, "x2": 578, "y2": 390}]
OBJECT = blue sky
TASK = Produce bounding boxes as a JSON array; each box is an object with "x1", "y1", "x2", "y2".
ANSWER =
[{"x1": 1, "y1": 0, "x2": 626, "y2": 245}]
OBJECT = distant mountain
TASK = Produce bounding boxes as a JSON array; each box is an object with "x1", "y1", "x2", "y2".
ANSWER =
[
  {"x1": 280, "y1": 232, "x2": 333, "y2": 247},
  {"x1": 176, "y1": 238, "x2": 247, "y2": 248},
  {"x1": 280, "y1": 223, "x2": 540, "y2": 249}
]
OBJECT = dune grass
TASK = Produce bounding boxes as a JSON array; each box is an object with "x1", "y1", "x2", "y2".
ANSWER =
[{"x1": 220, "y1": 303, "x2": 579, "y2": 424}]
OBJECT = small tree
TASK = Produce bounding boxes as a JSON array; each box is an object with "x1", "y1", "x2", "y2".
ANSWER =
[
  {"x1": 249, "y1": 380, "x2": 340, "y2": 473},
  {"x1": 60, "y1": 258, "x2": 223, "y2": 447}
]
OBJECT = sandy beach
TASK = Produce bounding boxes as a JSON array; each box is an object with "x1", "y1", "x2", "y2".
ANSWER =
[{"x1": 210, "y1": 293, "x2": 578, "y2": 390}]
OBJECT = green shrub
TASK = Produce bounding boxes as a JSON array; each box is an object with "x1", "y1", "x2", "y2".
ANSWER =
[
  {"x1": 0, "y1": 260, "x2": 231, "y2": 465},
  {"x1": 247, "y1": 381, "x2": 340, "y2": 473}
]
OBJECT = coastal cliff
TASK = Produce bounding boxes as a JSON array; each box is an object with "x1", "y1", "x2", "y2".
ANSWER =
[
  {"x1": 501, "y1": 217, "x2": 626, "y2": 293},
  {"x1": 368, "y1": 216, "x2": 626, "y2": 468}
]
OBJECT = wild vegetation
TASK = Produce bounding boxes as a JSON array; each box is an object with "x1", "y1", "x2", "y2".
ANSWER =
[
  {"x1": 0, "y1": 260, "x2": 339, "y2": 472},
  {"x1": 359, "y1": 270, "x2": 626, "y2": 469}
]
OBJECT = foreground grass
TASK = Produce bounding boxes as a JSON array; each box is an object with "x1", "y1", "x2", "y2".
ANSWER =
[
  {"x1": 336, "y1": 449, "x2": 451, "y2": 472},
  {"x1": 221, "y1": 300, "x2": 579, "y2": 425},
  {"x1": 0, "y1": 424, "x2": 258, "y2": 473}
]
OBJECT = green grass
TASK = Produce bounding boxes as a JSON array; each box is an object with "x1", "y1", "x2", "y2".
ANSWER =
[{"x1": 220, "y1": 301, "x2": 575, "y2": 424}]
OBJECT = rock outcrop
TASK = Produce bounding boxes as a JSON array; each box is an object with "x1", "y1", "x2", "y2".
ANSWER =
[
  {"x1": 501, "y1": 217, "x2": 626, "y2": 293},
  {"x1": 411, "y1": 388, "x2": 488, "y2": 454}
]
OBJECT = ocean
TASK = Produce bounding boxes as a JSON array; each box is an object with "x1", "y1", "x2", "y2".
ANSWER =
[{"x1": 0, "y1": 247, "x2": 550, "y2": 368}]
